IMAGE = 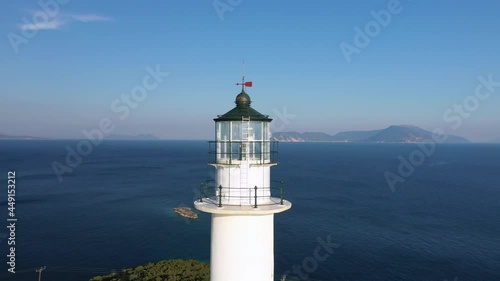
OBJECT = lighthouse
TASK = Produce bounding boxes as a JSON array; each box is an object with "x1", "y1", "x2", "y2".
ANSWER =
[{"x1": 194, "y1": 77, "x2": 292, "y2": 281}]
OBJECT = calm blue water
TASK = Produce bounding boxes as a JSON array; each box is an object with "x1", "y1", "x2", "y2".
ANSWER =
[{"x1": 0, "y1": 140, "x2": 499, "y2": 281}]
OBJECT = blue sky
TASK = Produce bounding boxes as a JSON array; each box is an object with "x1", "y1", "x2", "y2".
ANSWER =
[{"x1": 1, "y1": 0, "x2": 499, "y2": 141}]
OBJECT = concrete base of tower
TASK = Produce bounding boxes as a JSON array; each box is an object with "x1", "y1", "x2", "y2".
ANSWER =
[{"x1": 210, "y1": 213, "x2": 275, "y2": 281}]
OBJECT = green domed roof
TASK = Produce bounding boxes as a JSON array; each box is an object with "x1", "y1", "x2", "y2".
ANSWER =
[
  {"x1": 235, "y1": 91, "x2": 251, "y2": 106},
  {"x1": 214, "y1": 90, "x2": 272, "y2": 122}
]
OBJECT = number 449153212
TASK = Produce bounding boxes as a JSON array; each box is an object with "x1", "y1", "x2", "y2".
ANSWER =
[{"x1": 7, "y1": 171, "x2": 16, "y2": 217}]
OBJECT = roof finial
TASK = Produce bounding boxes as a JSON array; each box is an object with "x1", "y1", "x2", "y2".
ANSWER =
[
  {"x1": 242, "y1": 60, "x2": 245, "y2": 92},
  {"x1": 236, "y1": 60, "x2": 252, "y2": 91}
]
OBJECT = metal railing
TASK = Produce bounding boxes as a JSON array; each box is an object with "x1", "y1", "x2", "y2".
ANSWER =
[
  {"x1": 199, "y1": 179, "x2": 285, "y2": 208},
  {"x1": 208, "y1": 140, "x2": 280, "y2": 164}
]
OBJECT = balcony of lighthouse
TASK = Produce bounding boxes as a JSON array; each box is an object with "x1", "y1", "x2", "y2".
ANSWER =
[{"x1": 196, "y1": 179, "x2": 290, "y2": 213}]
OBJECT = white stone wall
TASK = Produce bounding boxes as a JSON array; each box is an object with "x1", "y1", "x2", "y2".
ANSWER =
[
  {"x1": 215, "y1": 165, "x2": 272, "y2": 205},
  {"x1": 210, "y1": 214, "x2": 274, "y2": 281}
]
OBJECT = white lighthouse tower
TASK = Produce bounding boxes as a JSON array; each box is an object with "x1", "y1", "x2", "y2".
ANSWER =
[{"x1": 194, "y1": 77, "x2": 292, "y2": 281}]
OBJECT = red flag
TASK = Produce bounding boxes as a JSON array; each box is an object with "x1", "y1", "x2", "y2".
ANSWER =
[{"x1": 244, "y1": 81, "x2": 253, "y2": 87}]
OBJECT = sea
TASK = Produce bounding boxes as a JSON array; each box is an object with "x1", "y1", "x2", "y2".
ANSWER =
[{"x1": 0, "y1": 140, "x2": 499, "y2": 281}]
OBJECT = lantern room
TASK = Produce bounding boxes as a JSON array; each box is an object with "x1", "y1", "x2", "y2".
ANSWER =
[{"x1": 211, "y1": 90, "x2": 277, "y2": 165}]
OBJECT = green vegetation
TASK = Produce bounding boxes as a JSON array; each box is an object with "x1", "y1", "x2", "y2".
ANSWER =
[{"x1": 89, "y1": 259, "x2": 209, "y2": 281}]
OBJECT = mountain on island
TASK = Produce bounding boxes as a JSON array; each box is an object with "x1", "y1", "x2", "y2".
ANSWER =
[
  {"x1": 329, "y1": 129, "x2": 383, "y2": 142},
  {"x1": 272, "y1": 125, "x2": 470, "y2": 143},
  {"x1": 0, "y1": 133, "x2": 46, "y2": 140}
]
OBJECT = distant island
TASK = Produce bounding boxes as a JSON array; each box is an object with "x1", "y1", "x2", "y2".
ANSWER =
[
  {"x1": 272, "y1": 125, "x2": 470, "y2": 143},
  {"x1": 0, "y1": 133, "x2": 46, "y2": 140},
  {"x1": 106, "y1": 134, "x2": 159, "y2": 140},
  {"x1": 0, "y1": 127, "x2": 474, "y2": 143},
  {"x1": 0, "y1": 133, "x2": 159, "y2": 140}
]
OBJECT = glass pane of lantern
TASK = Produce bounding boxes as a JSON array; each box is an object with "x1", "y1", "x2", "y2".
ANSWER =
[
  {"x1": 231, "y1": 142, "x2": 241, "y2": 160},
  {"x1": 219, "y1": 122, "x2": 229, "y2": 141},
  {"x1": 253, "y1": 122, "x2": 262, "y2": 141},
  {"x1": 231, "y1": 122, "x2": 241, "y2": 141},
  {"x1": 255, "y1": 141, "x2": 262, "y2": 160},
  {"x1": 247, "y1": 122, "x2": 254, "y2": 140},
  {"x1": 263, "y1": 122, "x2": 270, "y2": 161}
]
